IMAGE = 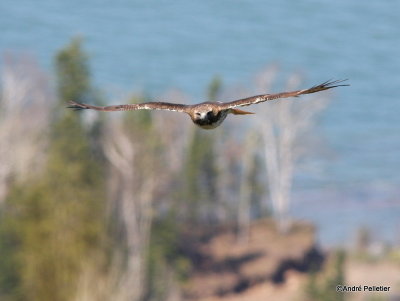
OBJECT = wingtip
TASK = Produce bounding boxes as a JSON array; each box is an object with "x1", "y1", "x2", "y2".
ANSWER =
[
  {"x1": 325, "y1": 79, "x2": 350, "y2": 87},
  {"x1": 66, "y1": 100, "x2": 87, "y2": 111},
  {"x1": 312, "y1": 79, "x2": 350, "y2": 91}
]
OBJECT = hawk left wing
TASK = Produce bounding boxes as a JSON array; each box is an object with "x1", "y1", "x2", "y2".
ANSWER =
[{"x1": 219, "y1": 79, "x2": 349, "y2": 110}]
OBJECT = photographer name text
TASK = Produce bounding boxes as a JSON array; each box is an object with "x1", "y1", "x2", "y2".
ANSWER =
[{"x1": 336, "y1": 285, "x2": 390, "y2": 292}]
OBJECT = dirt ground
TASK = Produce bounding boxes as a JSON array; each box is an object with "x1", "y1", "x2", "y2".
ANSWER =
[
  {"x1": 181, "y1": 219, "x2": 400, "y2": 301},
  {"x1": 196, "y1": 260, "x2": 400, "y2": 301},
  {"x1": 182, "y1": 219, "x2": 321, "y2": 300}
]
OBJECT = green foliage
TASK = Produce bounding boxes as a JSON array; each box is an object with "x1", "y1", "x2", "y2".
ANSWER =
[
  {"x1": 123, "y1": 95, "x2": 153, "y2": 129},
  {"x1": 180, "y1": 77, "x2": 222, "y2": 224},
  {"x1": 0, "y1": 38, "x2": 106, "y2": 301},
  {"x1": 184, "y1": 128, "x2": 217, "y2": 217},
  {"x1": 122, "y1": 94, "x2": 163, "y2": 190},
  {"x1": 0, "y1": 205, "x2": 23, "y2": 301},
  {"x1": 0, "y1": 121, "x2": 105, "y2": 300},
  {"x1": 387, "y1": 247, "x2": 400, "y2": 264},
  {"x1": 354, "y1": 226, "x2": 372, "y2": 259},
  {"x1": 55, "y1": 37, "x2": 91, "y2": 104},
  {"x1": 208, "y1": 75, "x2": 222, "y2": 101},
  {"x1": 251, "y1": 154, "x2": 269, "y2": 217},
  {"x1": 144, "y1": 218, "x2": 190, "y2": 301},
  {"x1": 182, "y1": 130, "x2": 218, "y2": 226},
  {"x1": 242, "y1": 135, "x2": 268, "y2": 219},
  {"x1": 305, "y1": 250, "x2": 347, "y2": 301}
]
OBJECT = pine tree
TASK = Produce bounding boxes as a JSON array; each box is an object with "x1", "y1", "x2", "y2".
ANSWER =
[
  {"x1": 183, "y1": 128, "x2": 217, "y2": 223},
  {"x1": 55, "y1": 37, "x2": 91, "y2": 105},
  {"x1": 0, "y1": 38, "x2": 105, "y2": 301},
  {"x1": 208, "y1": 75, "x2": 222, "y2": 101},
  {"x1": 181, "y1": 77, "x2": 221, "y2": 224}
]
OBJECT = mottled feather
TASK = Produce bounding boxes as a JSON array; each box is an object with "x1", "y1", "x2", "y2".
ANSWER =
[
  {"x1": 67, "y1": 101, "x2": 189, "y2": 112},
  {"x1": 219, "y1": 79, "x2": 349, "y2": 110}
]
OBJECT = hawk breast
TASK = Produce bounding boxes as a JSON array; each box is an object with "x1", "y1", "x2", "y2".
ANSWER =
[{"x1": 193, "y1": 110, "x2": 228, "y2": 129}]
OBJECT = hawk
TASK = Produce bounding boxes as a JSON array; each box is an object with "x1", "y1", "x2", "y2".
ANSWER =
[{"x1": 68, "y1": 79, "x2": 348, "y2": 129}]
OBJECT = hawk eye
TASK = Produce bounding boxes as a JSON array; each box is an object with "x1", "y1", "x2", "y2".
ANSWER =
[{"x1": 195, "y1": 112, "x2": 201, "y2": 116}]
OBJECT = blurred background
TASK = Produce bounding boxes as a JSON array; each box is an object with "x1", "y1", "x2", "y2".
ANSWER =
[{"x1": 0, "y1": 1, "x2": 399, "y2": 300}]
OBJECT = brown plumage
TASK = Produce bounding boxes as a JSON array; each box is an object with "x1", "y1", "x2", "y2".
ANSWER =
[{"x1": 68, "y1": 79, "x2": 348, "y2": 129}]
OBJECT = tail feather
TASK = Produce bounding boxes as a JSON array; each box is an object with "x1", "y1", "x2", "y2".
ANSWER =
[{"x1": 230, "y1": 108, "x2": 254, "y2": 115}]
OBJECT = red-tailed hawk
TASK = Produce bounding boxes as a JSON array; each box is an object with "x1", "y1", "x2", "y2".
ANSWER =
[{"x1": 68, "y1": 79, "x2": 348, "y2": 129}]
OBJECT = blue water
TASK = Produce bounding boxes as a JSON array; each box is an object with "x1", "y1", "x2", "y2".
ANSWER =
[{"x1": 1, "y1": 0, "x2": 399, "y2": 245}]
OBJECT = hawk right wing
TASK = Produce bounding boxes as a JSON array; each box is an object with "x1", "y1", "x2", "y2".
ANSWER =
[{"x1": 67, "y1": 101, "x2": 189, "y2": 113}]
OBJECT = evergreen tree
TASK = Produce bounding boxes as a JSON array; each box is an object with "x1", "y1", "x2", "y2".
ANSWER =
[
  {"x1": 208, "y1": 75, "x2": 222, "y2": 101},
  {"x1": 0, "y1": 38, "x2": 105, "y2": 301},
  {"x1": 181, "y1": 77, "x2": 221, "y2": 224},
  {"x1": 183, "y1": 129, "x2": 217, "y2": 223},
  {"x1": 55, "y1": 37, "x2": 91, "y2": 106},
  {"x1": 0, "y1": 203, "x2": 23, "y2": 301}
]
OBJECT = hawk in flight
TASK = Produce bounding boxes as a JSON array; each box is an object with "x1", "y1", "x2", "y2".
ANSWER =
[{"x1": 68, "y1": 79, "x2": 348, "y2": 129}]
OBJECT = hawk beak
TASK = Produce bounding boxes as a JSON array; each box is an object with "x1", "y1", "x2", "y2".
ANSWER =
[{"x1": 230, "y1": 109, "x2": 254, "y2": 115}]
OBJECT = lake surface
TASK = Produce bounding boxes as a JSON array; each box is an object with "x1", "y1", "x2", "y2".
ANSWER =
[{"x1": 1, "y1": 0, "x2": 399, "y2": 246}]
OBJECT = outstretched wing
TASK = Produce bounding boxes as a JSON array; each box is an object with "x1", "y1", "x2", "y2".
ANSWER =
[
  {"x1": 220, "y1": 79, "x2": 349, "y2": 110},
  {"x1": 67, "y1": 101, "x2": 189, "y2": 113}
]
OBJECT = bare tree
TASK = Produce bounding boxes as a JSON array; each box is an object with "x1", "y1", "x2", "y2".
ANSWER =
[
  {"x1": 74, "y1": 91, "x2": 189, "y2": 301},
  {"x1": 0, "y1": 54, "x2": 52, "y2": 203},
  {"x1": 255, "y1": 67, "x2": 330, "y2": 232},
  {"x1": 105, "y1": 120, "x2": 156, "y2": 301},
  {"x1": 152, "y1": 89, "x2": 191, "y2": 185},
  {"x1": 74, "y1": 116, "x2": 159, "y2": 301}
]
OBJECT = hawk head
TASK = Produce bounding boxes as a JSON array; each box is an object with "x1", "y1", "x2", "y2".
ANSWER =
[{"x1": 189, "y1": 104, "x2": 228, "y2": 129}]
